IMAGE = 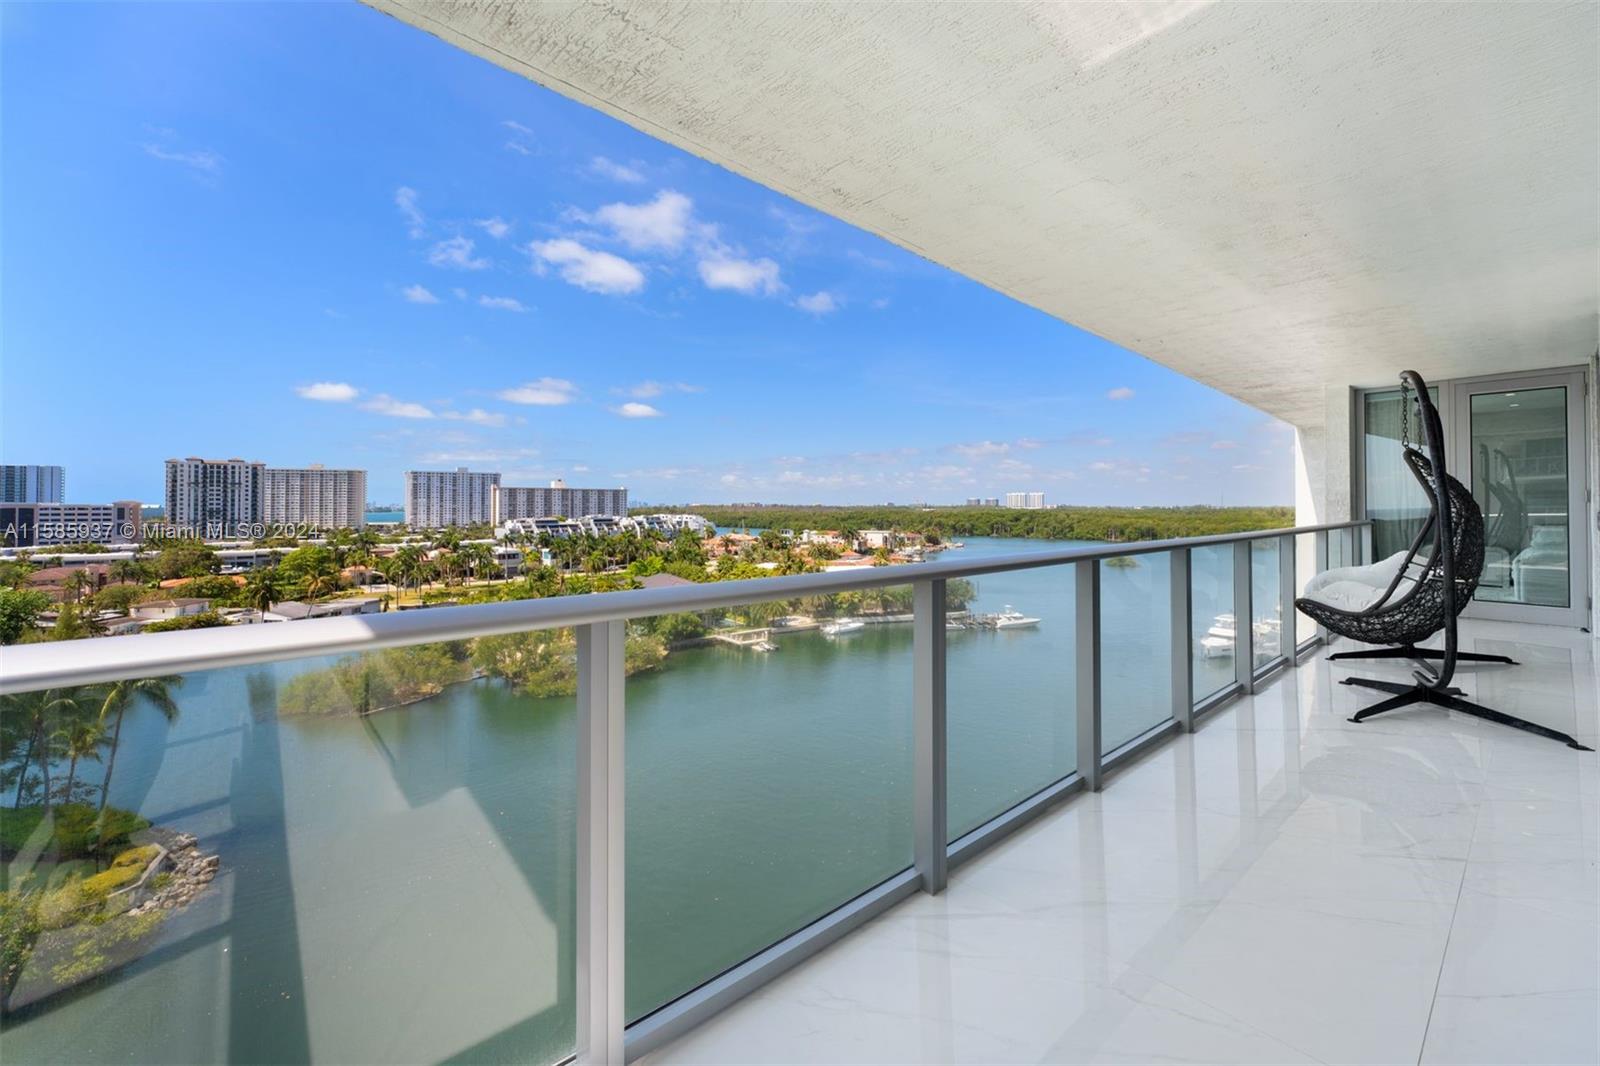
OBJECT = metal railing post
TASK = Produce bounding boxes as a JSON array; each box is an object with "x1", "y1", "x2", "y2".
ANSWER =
[
  {"x1": 1279, "y1": 534, "x2": 1299, "y2": 663},
  {"x1": 1358, "y1": 524, "x2": 1374, "y2": 566},
  {"x1": 576, "y1": 621, "x2": 626, "y2": 1066},
  {"x1": 912, "y1": 578, "x2": 948, "y2": 894},
  {"x1": 1075, "y1": 559, "x2": 1103, "y2": 790},
  {"x1": 1233, "y1": 540, "x2": 1255, "y2": 694},
  {"x1": 1170, "y1": 548, "x2": 1194, "y2": 731},
  {"x1": 1314, "y1": 530, "x2": 1330, "y2": 646}
]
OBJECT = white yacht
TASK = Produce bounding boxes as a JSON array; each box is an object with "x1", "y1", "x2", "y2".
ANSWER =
[
  {"x1": 991, "y1": 606, "x2": 1041, "y2": 629},
  {"x1": 1200, "y1": 613, "x2": 1236, "y2": 658},
  {"x1": 821, "y1": 618, "x2": 865, "y2": 636}
]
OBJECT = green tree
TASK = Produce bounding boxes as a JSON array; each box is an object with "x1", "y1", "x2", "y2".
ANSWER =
[
  {"x1": 243, "y1": 567, "x2": 284, "y2": 613},
  {"x1": 153, "y1": 542, "x2": 222, "y2": 581},
  {"x1": 55, "y1": 718, "x2": 106, "y2": 806},
  {"x1": 0, "y1": 588, "x2": 52, "y2": 645},
  {"x1": 95, "y1": 677, "x2": 182, "y2": 815}
]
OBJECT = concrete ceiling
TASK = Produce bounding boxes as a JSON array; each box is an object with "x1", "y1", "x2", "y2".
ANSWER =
[{"x1": 365, "y1": 0, "x2": 1598, "y2": 428}]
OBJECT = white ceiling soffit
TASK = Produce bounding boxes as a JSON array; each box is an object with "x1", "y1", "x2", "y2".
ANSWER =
[{"x1": 365, "y1": 0, "x2": 1599, "y2": 427}]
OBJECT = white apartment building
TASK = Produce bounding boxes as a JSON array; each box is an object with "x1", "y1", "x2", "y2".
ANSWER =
[
  {"x1": 164, "y1": 458, "x2": 264, "y2": 538},
  {"x1": 491, "y1": 479, "x2": 628, "y2": 525},
  {"x1": 405, "y1": 468, "x2": 501, "y2": 528},
  {"x1": 0, "y1": 464, "x2": 64, "y2": 503},
  {"x1": 1003, "y1": 491, "x2": 1046, "y2": 509},
  {"x1": 263, "y1": 465, "x2": 367, "y2": 530}
]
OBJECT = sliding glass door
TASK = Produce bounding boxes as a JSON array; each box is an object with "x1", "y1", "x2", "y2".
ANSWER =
[{"x1": 1451, "y1": 369, "x2": 1590, "y2": 627}]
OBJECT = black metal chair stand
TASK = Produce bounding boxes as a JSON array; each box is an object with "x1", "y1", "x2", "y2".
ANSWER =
[
  {"x1": 1328, "y1": 644, "x2": 1517, "y2": 666},
  {"x1": 1298, "y1": 370, "x2": 1591, "y2": 751}
]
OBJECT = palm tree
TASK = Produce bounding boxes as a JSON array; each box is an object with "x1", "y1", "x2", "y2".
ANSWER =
[
  {"x1": 55, "y1": 717, "x2": 106, "y2": 805},
  {"x1": 303, "y1": 570, "x2": 337, "y2": 602},
  {"x1": 244, "y1": 567, "x2": 283, "y2": 614},
  {"x1": 95, "y1": 676, "x2": 182, "y2": 815},
  {"x1": 4, "y1": 688, "x2": 68, "y2": 809},
  {"x1": 109, "y1": 558, "x2": 146, "y2": 585},
  {"x1": 63, "y1": 568, "x2": 94, "y2": 604}
]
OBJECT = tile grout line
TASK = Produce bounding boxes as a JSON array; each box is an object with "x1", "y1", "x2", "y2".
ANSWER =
[{"x1": 1415, "y1": 797, "x2": 1482, "y2": 1066}]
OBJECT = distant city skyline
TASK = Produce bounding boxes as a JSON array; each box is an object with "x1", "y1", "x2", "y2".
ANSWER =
[{"x1": 2, "y1": 3, "x2": 1293, "y2": 508}]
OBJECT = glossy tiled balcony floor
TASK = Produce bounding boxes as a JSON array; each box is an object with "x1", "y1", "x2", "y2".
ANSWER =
[{"x1": 643, "y1": 620, "x2": 1598, "y2": 1066}]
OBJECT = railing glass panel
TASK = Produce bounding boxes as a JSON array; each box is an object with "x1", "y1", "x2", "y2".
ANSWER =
[
  {"x1": 1330, "y1": 526, "x2": 1355, "y2": 569},
  {"x1": 1100, "y1": 551, "x2": 1174, "y2": 752},
  {"x1": 1190, "y1": 543, "x2": 1236, "y2": 702},
  {"x1": 1251, "y1": 538, "x2": 1283, "y2": 668},
  {"x1": 626, "y1": 592, "x2": 913, "y2": 1021},
  {"x1": 1295, "y1": 532, "x2": 1317, "y2": 647},
  {"x1": 947, "y1": 564, "x2": 1076, "y2": 841},
  {"x1": 0, "y1": 641, "x2": 576, "y2": 1064}
]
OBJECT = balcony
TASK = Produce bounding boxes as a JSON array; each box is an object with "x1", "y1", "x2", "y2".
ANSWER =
[
  {"x1": 643, "y1": 614, "x2": 1599, "y2": 1066},
  {"x1": 1, "y1": 527, "x2": 1594, "y2": 1064}
]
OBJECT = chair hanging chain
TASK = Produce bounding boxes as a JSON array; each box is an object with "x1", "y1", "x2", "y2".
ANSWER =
[{"x1": 1400, "y1": 379, "x2": 1412, "y2": 451}]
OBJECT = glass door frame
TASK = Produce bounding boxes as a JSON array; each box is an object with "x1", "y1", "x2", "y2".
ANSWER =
[
  {"x1": 1352, "y1": 363, "x2": 1592, "y2": 630},
  {"x1": 1448, "y1": 367, "x2": 1590, "y2": 628}
]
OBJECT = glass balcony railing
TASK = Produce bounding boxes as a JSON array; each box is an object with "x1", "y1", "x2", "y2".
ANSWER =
[
  {"x1": 1100, "y1": 552, "x2": 1173, "y2": 753},
  {"x1": 0, "y1": 520, "x2": 1366, "y2": 1064},
  {"x1": 1190, "y1": 543, "x2": 1236, "y2": 703},
  {"x1": 947, "y1": 564, "x2": 1075, "y2": 841},
  {"x1": 0, "y1": 641, "x2": 577, "y2": 1065},
  {"x1": 1250, "y1": 538, "x2": 1283, "y2": 669},
  {"x1": 627, "y1": 594, "x2": 913, "y2": 1022}
]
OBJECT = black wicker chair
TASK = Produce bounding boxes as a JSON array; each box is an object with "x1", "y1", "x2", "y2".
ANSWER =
[{"x1": 1296, "y1": 371, "x2": 1591, "y2": 750}]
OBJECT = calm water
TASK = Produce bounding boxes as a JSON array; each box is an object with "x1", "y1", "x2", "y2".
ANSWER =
[{"x1": 2, "y1": 537, "x2": 1266, "y2": 1064}]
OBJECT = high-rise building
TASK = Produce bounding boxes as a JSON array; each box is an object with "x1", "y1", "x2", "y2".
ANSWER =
[
  {"x1": 1004, "y1": 491, "x2": 1046, "y2": 510},
  {"x1": 405, "y1": 468, "x2": 501, "y2": 528},
  {"x1": 263, "y1": 465, "x2": 367, "y2": 530},
  {"x1": 165, "y1": 458, "x2": 265, "y2": 538},
  {"x1": 491, "y1": 479, "x2": 628, "y2": 525},
  {"x1": 0, "y1": 464, "x2": 64, "y2": 503}
]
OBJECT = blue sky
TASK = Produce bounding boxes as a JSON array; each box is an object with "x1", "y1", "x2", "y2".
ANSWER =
[{"x1": 1, "y1": 2, "x2": 1291, "y2": 508}]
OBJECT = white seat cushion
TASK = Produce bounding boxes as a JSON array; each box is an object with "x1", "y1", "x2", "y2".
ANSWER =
[{"x1": 1301, "y1": 550, "x2": 1418, "y2": 612}]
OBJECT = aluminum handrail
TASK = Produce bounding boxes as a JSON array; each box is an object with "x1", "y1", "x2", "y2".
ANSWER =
[{"x1": 0, "y1": 520, "x2": 1368, "y2": 694}]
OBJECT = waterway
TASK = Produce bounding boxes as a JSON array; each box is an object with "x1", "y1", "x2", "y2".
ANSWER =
[{"x1": 0, "y1": 537, "x2": 1283, "y2": 1064}]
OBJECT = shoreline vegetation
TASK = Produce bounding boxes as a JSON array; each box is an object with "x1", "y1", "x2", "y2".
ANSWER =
[{"x1": 667, "y1": 504, "x2": 1294, "y2": 543}]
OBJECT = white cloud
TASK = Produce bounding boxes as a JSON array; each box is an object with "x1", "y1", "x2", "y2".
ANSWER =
[
  {"x1": 476, "y1": 217, "x2": 511, "y2": 239},
  {"x1": 363, "y1": 394, "x2": 435, "y2": 419},
  {"x1": 951, "y1": 440, "x2": 1010, "y2": 458},
  {"x1": 395, "y1": 186, "x2": 425, "y2": 238},
  {"x1": 614, "y1": 402, "x2": 663, "y2": 418},
  {"x1": 589, "y1": 189, "x2": 693, "y2": 252},
  {"x1": 589, "y1": 156, "x2": 645, "y2": 183},
  {"x1": 503, "y1": 120, "x2": 535, "y2": 155},
  {"x1": 622, "y1": 381, "x2": 702, "y2": 399},
  {"x1": 1106, "y1": 386, "x2": 1136, "y2": 400},
  {"x1": 403, "y1": 284, "x2": 440, "y2": 304},
  {"x1": 530, "y1": 238, "x2": 645, "y2": 295},
  {"x1": 478, "y1": 295, "x2": 527, "y2": 312},
  {"x1": 1210, "y1": 439, "x2": 1240, "y2": 450},
  {"x1": 296, "y1": 382, "x2": 358, "y2": 403},
  {"x1": 428, "y1": 236, "x2": 489, "y2": 271},
  {"x1": 499, "y1": 378, "x2": 579, "y2": 406},
  {"x1": 870, "y1": 297, "x2": 891, "y2": 310},
  {"x1": 442, "y1": 408, "x2": 507, "y2": 427},
  {"x1": 143, "y1": 143, "x2": 222, "y2": 175},
  {"x1": 795, "y1": 290, "x2": 839, "y2": 315},
  {"x1": 699, "y1": 255, "x2": 781, "y2": 296}
]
